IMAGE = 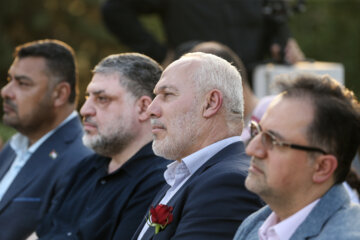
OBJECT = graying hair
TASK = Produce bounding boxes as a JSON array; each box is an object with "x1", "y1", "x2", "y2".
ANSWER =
[
  {"x1": 93, "y1": 53, "x2": 162, "y2": 98},
  {"x1": 181, "y1": 52, "x2": 244, "y2": 127}
]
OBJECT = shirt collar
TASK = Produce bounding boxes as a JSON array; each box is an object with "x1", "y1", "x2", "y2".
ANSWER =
[
  {"x1": 259, "y1": 199, "x2": 320, "y2": 240},
  {"x1": 164, "y1": 136, "x2": 241, "y2": 187},
  {"x1": 10, "y1": 111, "x2": 78, "y2": 155}
]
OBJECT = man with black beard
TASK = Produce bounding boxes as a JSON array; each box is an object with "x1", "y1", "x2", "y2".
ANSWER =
[
  {"x1": 0, "y1": 39, "x2": 93, "y2": 240},
  {"x1": 35, "y1": 53, "x2": 169, "y2": 240}
]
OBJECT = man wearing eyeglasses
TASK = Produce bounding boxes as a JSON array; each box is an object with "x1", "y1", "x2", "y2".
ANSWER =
[{"x1": 234, "y1": 75, "x2": 360, "y2": 240}]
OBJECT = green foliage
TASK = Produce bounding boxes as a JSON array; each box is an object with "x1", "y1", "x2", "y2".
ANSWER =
[
  {"x1": 289, "y1": 0, "x2": 360, "y2": 96},
  {"x1": 0, "y1": 122, "x2": 16, "y2": 143},
  {"x1": 0, "y1": 0, "x2": 359, "y2": 141}
]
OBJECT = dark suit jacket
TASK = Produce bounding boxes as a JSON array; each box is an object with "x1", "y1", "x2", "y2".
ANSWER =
[
  {"x1": 132, "y1": 141, "x2": 263, "y2": 240},
  {"x1": 0, "y1": 116, "x2": 93, "y2": 240},
  {"x1": 37, "y1": 142, "x2": 170, "y2": 240}
]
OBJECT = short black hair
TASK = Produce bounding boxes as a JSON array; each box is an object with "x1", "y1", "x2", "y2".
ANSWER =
[
  {"x1": 277, "y1": 74, "x2": 360, "y2": 183},
  {"x1": 14, "y1": 39, "x2": 78, "y2": 104}
]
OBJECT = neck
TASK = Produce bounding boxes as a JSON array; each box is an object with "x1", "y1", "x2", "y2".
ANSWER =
[
  {"x1": 108, "y1": 130, "x2": 153, "y2": 174},
  {"x1": 267, "y1": 183, "x2": 332, "y2": 221},
  {"x1": 27, "y1": 105, "x2": 74, "y2": 146},
  {"x1": 180, "y1": 116, "x2": 237, "y2": 159}
]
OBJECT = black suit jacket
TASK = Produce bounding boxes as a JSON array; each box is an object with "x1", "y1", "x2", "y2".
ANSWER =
[
  {"x1": 132, "y1": 141, "x2": 263, "y2": 240},
  {"x1": 0, "y1": 116, "x2": 93, "y2": 240}
]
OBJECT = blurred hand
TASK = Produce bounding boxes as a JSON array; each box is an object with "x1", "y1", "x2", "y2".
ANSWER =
[{"x1": 271, "y1": 38, "x2": 305, "y2": 64}]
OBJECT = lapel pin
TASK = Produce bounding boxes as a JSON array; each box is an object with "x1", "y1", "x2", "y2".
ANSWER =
[{"x1": 49, "y1": 150, "x2": 58, "y2": 159}]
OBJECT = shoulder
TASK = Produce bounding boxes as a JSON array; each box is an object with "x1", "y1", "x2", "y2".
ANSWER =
[
  {"x1": 234, "y1": 206, "x2": 271, "y2": 240},
  {"x1": 196, "y1": 142, "x2": 251, "y2": 183},
  {"x1": 321, "y1": 203, "x2": 360, "y2": 237},
  {"x1": 295, "y1": 185, "x2": 360, "y2": 239},
  {"x1": 49, "y1": 117, "x2": 93, "y2": 159},
  {"x1": 130, "y1": 155, "x2": 169, "y2": 190},
  {"x1": 0, "y1": 142, "x2": 14, "y2": 155},
  {"x1": 182, "y1": 144, "x2": 262, "y2": 212}
]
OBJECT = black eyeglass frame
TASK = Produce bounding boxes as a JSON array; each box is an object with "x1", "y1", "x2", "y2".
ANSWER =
[{"x1": 250, "y1": 121, "x2": 328, "y2": 155}]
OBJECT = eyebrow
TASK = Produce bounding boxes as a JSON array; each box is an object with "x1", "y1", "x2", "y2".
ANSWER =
[
  {"x1": 85, "y1": 90, "x2": 107, "y2": 98},
  {"x1": 154, "y1": 85, "x2": 178, "y2": 95},
  {"x1": 266, "y1": 129, "x2": 286, "y2": 141},
  {"x1": 86, "y1": 90, "x2": 105, "y2": 95},
  {"x1": 8, "y1": 73, "x2": 33, "y2": 83}
]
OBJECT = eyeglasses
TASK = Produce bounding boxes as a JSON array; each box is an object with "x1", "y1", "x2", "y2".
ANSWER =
[{"x1": 250, "y1": 121, "x2": 328, "y2": 155}]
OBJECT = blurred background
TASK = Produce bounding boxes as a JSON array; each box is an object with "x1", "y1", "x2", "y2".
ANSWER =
[{"x1": 0, "y1": 0, "x2": 359, "y2": 142}]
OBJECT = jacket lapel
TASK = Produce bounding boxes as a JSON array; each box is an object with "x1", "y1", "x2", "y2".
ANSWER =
[
  {"x1": 0, "y1": 144, "x2": 16, "y2": 180},
  {"x1": 132, "y1": 184, "x2": 171, "y2": 240},
  {"x1": 139, "y1": 141, "x2": 246, "y2": 240},
  {"x1": 0, "y1": 117, "x2": 83, "y2": 212},
  {"x1": 290, "y1": 184, "x2": 348, "y2": 239},
  {"x1": 166, "y1": 141, "x2": 246, "y2": 204}
]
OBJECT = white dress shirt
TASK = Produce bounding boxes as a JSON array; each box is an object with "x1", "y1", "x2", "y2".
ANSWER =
[
  {"x1": 0, "y1": 111, "x2": 78, "y2": 201},
  {"x1": 258, "y1": 199, "x2": 320, "y2": 240},
  {"x1": 137, "y1": 136, "x2": 241, "y2": 239}
]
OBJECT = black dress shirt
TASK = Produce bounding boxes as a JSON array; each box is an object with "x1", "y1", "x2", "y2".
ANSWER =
[{"x1": 37, "y1": 142, "x2": 169, "y2": 240}]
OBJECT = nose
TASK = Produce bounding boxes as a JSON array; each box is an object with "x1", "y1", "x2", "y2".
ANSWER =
[
  {"x1": 1, "y1": 81, "x2": 14, "y2": 100},
  {"x1": 80, "y1": 98, "x2": 95, "y2": 118},
  {"x1": 245, "y1": 134, "x2": 267, "y2": 159},
  {"x1": 146, "y1": 97, "x2": 162, "y2": 119}
]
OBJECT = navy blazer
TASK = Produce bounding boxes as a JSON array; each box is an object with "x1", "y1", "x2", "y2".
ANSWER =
[
  {"x1": 233, "y1": 184, "x2": 360, "y2": 240},
  {"x1": 132, "y1": 141, "x2": 263, "y2": 240},
  {"x1": 0, "y1": 116, "x2": 93, "y2": 240}
]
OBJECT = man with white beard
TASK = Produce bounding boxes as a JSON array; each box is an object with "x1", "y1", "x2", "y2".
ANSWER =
[
  {"x1": 132, "y1": 52, "x2": 263, "y2": 240},
  {"x1": 35, "y1": 53, "x2": 169, "y2": 240}
]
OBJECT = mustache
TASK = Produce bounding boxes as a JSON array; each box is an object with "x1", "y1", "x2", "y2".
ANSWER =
[
  {"x1": 250, "y1": 157, "x2": 264, "y2": 169},
  {"x1": 3, "y1": 98, "x2": 18, "y2": 112},
  {"x1": 83, "y1": 116, "x2": 98, "y2": 127},
  {"x1": 150, "y1": 119, "x2": 166, "y2": 129}
]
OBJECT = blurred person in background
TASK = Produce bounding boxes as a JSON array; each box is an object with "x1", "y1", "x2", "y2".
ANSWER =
[{"x1": 101, "y1": 0, "x2": 305, "y2": 84}]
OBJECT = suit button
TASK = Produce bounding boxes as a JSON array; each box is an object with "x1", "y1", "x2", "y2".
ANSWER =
[
  {"x1": 67, "y1": 232, "x2": 72, "y2": 236},
  {"x1": 100, "y1": 180, "x2": 106, "y2": 185}
]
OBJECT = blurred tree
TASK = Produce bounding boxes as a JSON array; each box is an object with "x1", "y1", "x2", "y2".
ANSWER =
[
  {"x1": 289, "y1": 0, "x2": 360, "y2": 95},
  {"x1": 0, "y1": 0, "x2": 359, "y2": 142}
]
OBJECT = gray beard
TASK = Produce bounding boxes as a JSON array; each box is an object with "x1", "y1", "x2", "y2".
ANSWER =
[{"x1": 83, "y1": 131, "x2": 133, "y2": 157}]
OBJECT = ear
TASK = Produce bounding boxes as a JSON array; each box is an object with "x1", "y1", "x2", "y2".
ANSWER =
[
  {"x1": 136, "y1": 96, "x2": 152, "y2": 122},
  {"x1": 312, "y1": 155, "x2": 338, "y2": 184},
  {"x1": 202, "y1": 89, "x2": 223, "y2": 118},
  {"x1": 52, "y1": 82, "x2": 71, "y2": 107}
]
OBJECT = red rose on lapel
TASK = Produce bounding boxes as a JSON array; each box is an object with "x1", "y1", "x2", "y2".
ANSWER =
[
  {"x1": 150, "y1": 204, "x2": 173, "y2": 225},
  {"x1": 147, "y1": 204, "x2": 173, "y2": 234}
]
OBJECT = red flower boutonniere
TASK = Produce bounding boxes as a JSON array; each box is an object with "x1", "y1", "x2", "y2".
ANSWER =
[{"x1": 147, "y1": 204, "x2": 173, "y2": 234}]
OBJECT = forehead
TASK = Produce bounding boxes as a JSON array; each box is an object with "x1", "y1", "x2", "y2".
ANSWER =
[
  {"x1": 261, "y1": 96, "x2": 314, "y2": 140},
  {"x1": 87, "y1": 72, "x2": 125, "y2": 93},
  {"x1": 9, "y1": 57, "x2": 48, "y2": 76},
  {"x1": 154, "y1": 58, "x2": 199, "y2": 92}
]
